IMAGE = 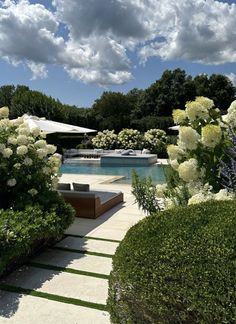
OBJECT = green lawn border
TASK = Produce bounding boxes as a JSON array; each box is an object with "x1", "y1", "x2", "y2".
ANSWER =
[
  {"x1": 51, "y1": 246, "x2": 113, "y2": 258},
  {"x1": 64, "y1": 234, "x2": 121, "y2": 243},
  {"x1": 29, "y1": 262, "x2": 109, "y2": 280},
  {"x1": 0, "y1": 283, "x2": 107, "y2": 311}
]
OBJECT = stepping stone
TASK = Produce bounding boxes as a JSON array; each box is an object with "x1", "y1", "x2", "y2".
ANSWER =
[
  {"x1": 89, "y1": 228, "x2": 127, "y2": 241},
  {"x1": 55, "y1": 237, "x2": 119, "y2": 255},
  {"x1": 0, "y1": 290, "x2": 110, "y2": 324},
  {"x1": 1, "y1": 266, "x2": 108, "y2": 305},
  {"x1": 32, "y1": 249, "x2": 112, "y2": 275},
  {"x1": 65, "y1": 219, "x2": 98, "y2": 237}
]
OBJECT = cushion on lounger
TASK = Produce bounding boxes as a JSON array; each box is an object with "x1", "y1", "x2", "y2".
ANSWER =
[
  {"x1": 57, "y1": 183, "x2": 71, "y2": 190},
  {"x1": 121, "y1": 149, "x2": 136, "y2": 156},
  {"x1": 72, "y1": 183, "x2": 90, "y2": 192}
]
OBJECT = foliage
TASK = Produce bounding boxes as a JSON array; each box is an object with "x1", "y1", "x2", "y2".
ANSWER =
[
  {"x1": 194, "y1": 74, "x2": 236, "y2": 111},
  {"x1": 0, "y1": 107, "x2": 61, "y2": 209},
  {"x1": 1, "y1": 69, "x2": 235, "y2": 137},
  {"x1": 117, "y1": 128, "x2": 143, "y2": 149},
  {"x1": 153, "y1": 68, "x2": 196, "y2": 116},
  {"x1": 131, "y1": 171, "x2": 160, "y2": 214},
  {"x1": 92, "y1": 130, "x2": 117, "y2": 149},
  {"x1": 108, "y1": 200, "x2": 236, "y2": 324},
  {"x1": 92, "y1": 91, "x2": 132, "y2": 132},
  {"x1": 0, "y1": 200, "x2": 75, "y2": 276},
  {"x1": 221, "y1": 128, "x2": 236, "y2": 192},
  {"x1": 143, "y1": 129, "x2": 167, "y2": 154},
  {"x1": 158, "y1": 97, "x2": 236, "y2": 208}
]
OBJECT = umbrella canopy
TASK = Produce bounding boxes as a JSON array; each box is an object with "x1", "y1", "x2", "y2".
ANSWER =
[
  {"x1": 168, "y1": 125, "x2": 180, "y2": 131},
  {"x1": 15, "y1": 114, "x2": 96, "y2": 134}
]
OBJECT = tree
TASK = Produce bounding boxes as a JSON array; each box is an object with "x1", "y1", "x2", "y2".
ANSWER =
[
  {"x1": 92, "y1": 91, "x2": 132, "y2": 131},
  {"x1": 194, "y1": 74, "x2": 236, "y2": 111},
  {"x1": 136, "y1": 69, "x2": 196, "y2": 118},
  {"x1": 154, "y1": 69, "x2": 196, "y2": 116},
  {"x1": 0, "y1": 85, "x2": 15, "y2": 110},
  {"x1": 208, "y1": 74, "x2": 236, "y2": 111}
]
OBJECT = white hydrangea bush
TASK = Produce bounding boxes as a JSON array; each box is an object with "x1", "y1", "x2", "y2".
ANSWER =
[
  {"x1": 92, "y1": 130, "x2": 117, "y2": 149},
  {"x1": 157, "y1": 97, "x2": 236, "y2": 209},
  {"x1": 117, "y1": 128, "x2": 143, "y2": 149},
  {"x1": 143, "y1": 129, "x2": 167, "y2": 154},
  {"x1": 0, "y1": 107, "x2": 61, "y2": 208}
]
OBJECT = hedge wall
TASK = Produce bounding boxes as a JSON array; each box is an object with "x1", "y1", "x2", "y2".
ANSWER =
[{"x1": 108, "y1": 200, "x2": 236, "y2": 323}]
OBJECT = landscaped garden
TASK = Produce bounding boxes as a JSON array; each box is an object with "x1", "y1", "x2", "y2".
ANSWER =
[
  {"x1": 0, "y1": 107, "x2": 75, "y2": 277},
  {"x1": 108, "y1": 97, "x2": 236, "y2": 323},
  {"x1": 1, "y1": 94, "x2": 236, "y2": 323}
]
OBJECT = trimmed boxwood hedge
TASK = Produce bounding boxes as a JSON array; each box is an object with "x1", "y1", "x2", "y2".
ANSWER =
[
  {"x1": 108, "y1": 200, "x2": 236, "y2": 323},
  {"x1": 0, "y1": 192, "x2": 75, "y2": 277}
]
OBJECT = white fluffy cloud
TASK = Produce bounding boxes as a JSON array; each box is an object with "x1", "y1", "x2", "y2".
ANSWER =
[{"x1": 0, "y1": 0, "x2": 236, "y2": 85}]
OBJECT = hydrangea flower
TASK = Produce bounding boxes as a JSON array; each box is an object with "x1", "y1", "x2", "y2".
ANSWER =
[
  {"x1": 224, "y1": 100, "x2": 236, "y2": 127},
  {"x1": 17, "y1": 135, "x2": 28, "y2": 145},
  {"x1": 214, "y1": 189, "x2": 235, "y2": 201},
  {"x1": 178, "y1": 158, "x2": 199, "y2": 182},
  {"x1": 2, "y1": 148, "x2": 13, "y2": 158},
  {"x1": 179, "y1": 126, "x2": 200, "y2": 150},
  {"x1": 188, "y1": 192, "x2": 211, "y2": 205},
  {"x1": 0, "y1": 106, "x2": 61, "y2": 208},
  {"x1": 185, "y1": 101, "x2": 209, "y2": 121},
  {"x1": 201, "y1": 124, "x2": 222, "y2": 148},
  {"x1": 167, "y1": 144, "x2": 184, "y2": 160},
  {"x1": 17, "y1": 145, "x2": 28, "y2": 155},
  {"x1": 0, "y1": 106, "x2": 9, "y2": 119},
  {"x1": 7, "y1": 178, "x2": 16, "y2": 187},
  {"x1": 172, "y1": 109, "x2": 187, "y2": 124},
  {"x1": 92, "y1": 130, "x2": 117, "y2": 149}
]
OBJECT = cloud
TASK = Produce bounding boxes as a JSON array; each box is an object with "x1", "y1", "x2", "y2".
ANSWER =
[
  {"x1": 27, "y1": 61, "x2": 48, "y2": 80},
  {"x1": 226, "y1": 73, "x2": 236, "y2": 85},
  {"x1": 1, "y1": 0, "x2": 236, "y2": 85},
  {"x1": 0, "y1": 0, "x2": 65, "y2": 78},
  {"x1": 138, "y1": 0, "x2": 236, "y2": 65}
]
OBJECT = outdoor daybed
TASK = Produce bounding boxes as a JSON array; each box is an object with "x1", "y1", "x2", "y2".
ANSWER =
[{"x1": 58, "y1": 184, "x2": 124, "y2": 219}]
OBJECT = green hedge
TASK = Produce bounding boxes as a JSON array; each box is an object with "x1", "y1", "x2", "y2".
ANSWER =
[
  {"x1": 0, "y1": 193, "x2": 75, "y2": 277},
  {"x1": 108, "y1": 200, "x2": 236, "y2": 323}
]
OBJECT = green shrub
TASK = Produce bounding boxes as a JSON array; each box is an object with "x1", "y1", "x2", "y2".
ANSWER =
[
  {"x1": 0, "y1": 194, "x2": 75, "y2": 277},
  {"x1": 131, "y1": 171, "x2": 160, "y2": 214},
  {"x1": 108, "y1": 200, "x2": 236, "y2": 323}
]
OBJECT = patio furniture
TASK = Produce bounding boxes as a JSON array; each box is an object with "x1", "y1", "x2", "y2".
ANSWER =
[{"x1": 58, "y1": 188, "x2": 124, "y2": 219}]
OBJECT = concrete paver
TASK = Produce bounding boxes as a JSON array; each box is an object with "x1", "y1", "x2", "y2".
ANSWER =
[
  {"x1": 2, "y1": 266, "x2": 108, "y2": 305},
  {"x1": 32, "y1": 249, "x2": 113, "y2": 275},
  {"x1": 55, "y1": 236, "x2": 119, "y2": 255},
  {"x1": 0, "y1": 290, "x2": 110, "y2": 324}
]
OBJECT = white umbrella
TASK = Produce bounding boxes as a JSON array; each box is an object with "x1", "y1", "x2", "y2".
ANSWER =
[
  {"x1": 168, "y1": 125, "x2": 180, "y2": 131},
  {"x1": 14, "y1": 114, "x2": 96, "y2": 134}
]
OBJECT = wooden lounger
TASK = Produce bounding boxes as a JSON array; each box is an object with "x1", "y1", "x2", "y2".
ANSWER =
[{"x1": 59, "y1": 190, "x2": 124, "y2": 219}]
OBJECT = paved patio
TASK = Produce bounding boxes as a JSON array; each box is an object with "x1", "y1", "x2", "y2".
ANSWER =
[{"x1": 0, "y1": 174, "x2": 146, "y2": 324}]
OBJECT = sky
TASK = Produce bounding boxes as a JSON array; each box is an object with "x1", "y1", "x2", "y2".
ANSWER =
[{"x1": 0, "y1": 0, "x2": 236, "y2": 108}]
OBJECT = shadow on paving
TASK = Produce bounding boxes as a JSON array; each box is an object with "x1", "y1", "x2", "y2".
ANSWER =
[{"x1": 0, "y1": 202, "x2": 125, "y2": 319}]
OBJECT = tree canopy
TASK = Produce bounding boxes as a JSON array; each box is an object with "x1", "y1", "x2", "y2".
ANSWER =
[{"x1": 1, "y1": 69, "x2": 235, "y2": 133}]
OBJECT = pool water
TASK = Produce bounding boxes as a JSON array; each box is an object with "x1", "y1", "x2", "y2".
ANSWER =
[{"x1": 61, "y1": 163, "x2": 166, "y2": 184}]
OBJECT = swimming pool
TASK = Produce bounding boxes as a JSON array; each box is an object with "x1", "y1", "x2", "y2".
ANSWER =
[{"x1": 61, "y1": 163, "x2": 166, "y2": 184}]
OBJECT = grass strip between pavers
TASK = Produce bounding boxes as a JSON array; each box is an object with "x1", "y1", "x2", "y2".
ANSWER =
[
  {"x1": 64, "y1": 234, "x2": 121, "y2": 243},
  {"x1": 51, "y1": 246, "x2": 113, "y2": 258},
  {"x1": 0, "y1": 283, "x2": 107, "y2": 311},
  {"x1": 29, "y1": 262, "x2": 109, "y2": 280}
]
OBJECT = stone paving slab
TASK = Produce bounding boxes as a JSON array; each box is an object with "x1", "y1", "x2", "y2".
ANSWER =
[
  {"x1": 0, "y1": 290, "x2": 110, "y2": 324},
  {"x1": 65, "y1": 222, "x2": 98, "y2": 237},
  {"x1": 32, "y1": 249, "x2": 113, "y2": 275},
  {"x1": 2, "y1": 266, "x2": 108, "y2": 305},
  {"x1": 89, "y1": 228, "x2": 128, "y2": 241},
  {"x1": 55, "y1": 237, "x2": 119, "y2": 255}
]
